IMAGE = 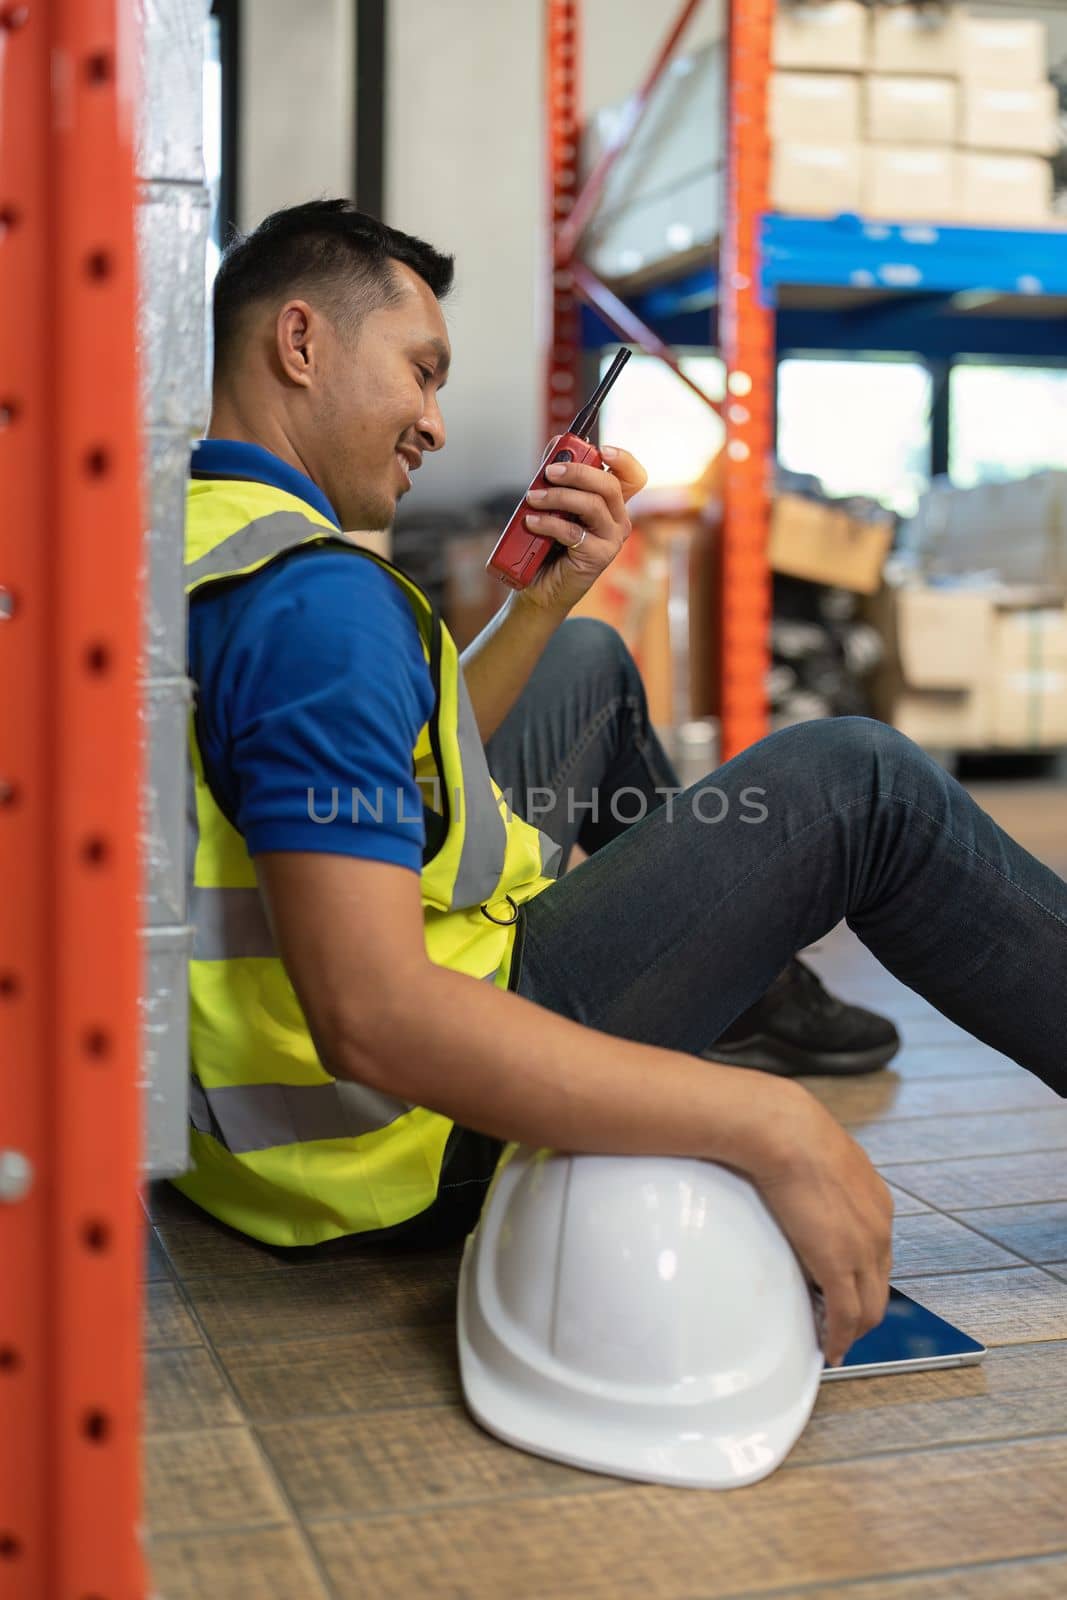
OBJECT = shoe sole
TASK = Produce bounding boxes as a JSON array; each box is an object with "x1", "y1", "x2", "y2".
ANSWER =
[{"x1": 705, "y1": 1033, "x2": 900, "y2": 1077}]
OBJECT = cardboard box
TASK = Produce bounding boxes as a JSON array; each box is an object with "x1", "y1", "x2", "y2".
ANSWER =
[
  {"x1": 570, "y1": 510, "x2": 717, "y2": 728},
  {"x1": 960, "y1": 83, "x2": 1060, "y2": 158},
  {"x1": 771, "y1": 71, "x2": 862, "y2": 145},
  {"x1": 957, "y1": 151, "x2": 1053, "y2": 226},
  {"x1": 863, "y1": 145, "x2": 958, "y2": 223},
  {"x1": 867, "y1": 585, "x2": 991, "y2": 747},
  {"x1": 867, "y1": 583, "x2": 1067, "y2": 750},
  {"x1": 865, "y1": 75, "x2": 958, "y2": 145},
  {"x1": 869, "y1": 5, "x2": 963, "y2": 77},
  {"x1": 991, "y1": 602, "x2": 1067, "y2": 746},
  {"x1": 958, "y1": 16, "x2": 1048, "y2": 88},
  {"x1": 770, "y1": 495, "x2": 894, "y2": 595},
  {"x1": 771, "y1": 141, "x2": 864, "y2": 217},
  {"x1": 443, "y1": 532, "x2": 506, "y2": 651},
  {"x1": 774, "y1": 2, "x2": 868, "y2": 73},
  {"x1": 570, "y1": 518, "x2": 673, "y2": 726}
]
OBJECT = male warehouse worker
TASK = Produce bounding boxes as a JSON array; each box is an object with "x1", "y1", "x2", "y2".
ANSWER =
[{"x1": 180, "y1": 200, "x2": 1067, "y2": 1367}]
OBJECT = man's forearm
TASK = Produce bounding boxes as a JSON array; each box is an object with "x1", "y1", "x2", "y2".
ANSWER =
[
  {"x1": 344, "y1": 959, "x2": 794, "y2": 1177},
  {"x1": 459, "y1": 591, "x2": 567, "y2": 743}
]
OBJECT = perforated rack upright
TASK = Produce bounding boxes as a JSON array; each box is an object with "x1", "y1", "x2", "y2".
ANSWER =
[{"x1": 1, "y1": 2, "x2": 146, "y2": 1596}]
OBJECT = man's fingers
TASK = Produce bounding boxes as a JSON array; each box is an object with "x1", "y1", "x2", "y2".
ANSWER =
[
  {"x1": 601, "y1": 445, "x2": 649, "y2": 501},
  {"x1": 822, "y1": 1274, "x2": 862, "y2": 1367},
  {"x1": 543, "y1": 458, "x2": 627, "y2": 515},
  {"x1": 526, "y1": 485, "x2": 615, "y2": 538}
]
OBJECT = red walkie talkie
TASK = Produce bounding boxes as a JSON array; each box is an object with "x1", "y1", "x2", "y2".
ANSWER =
[{"x1": 486, "y1": 347, "x2": 632, "y2": 590}]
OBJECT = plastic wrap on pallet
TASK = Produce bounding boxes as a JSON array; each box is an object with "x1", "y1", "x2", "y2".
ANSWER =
[
  {"x1": 142, "y1": 678, "x2": 193, "y2": 927},
  {"x1": 141, "y1": 926, "x2": 194, "y2": 1177},
  {"x1": 143, "y1": 427, "x2": 194, "y2": 678},
  {"x1": 582, "y1": 40, "x2": 725, "y2": 285},
  {"x1": 135, "y1": 0, "x2": 207, "y2": 182},
  {"x1": 137, "y1": 180, "x2": 211, "y2": 428}
]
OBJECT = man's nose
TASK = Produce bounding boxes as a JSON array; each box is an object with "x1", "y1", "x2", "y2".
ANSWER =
[{"x1": 417, "y1": 397, "x2": 445, "y2": 453}]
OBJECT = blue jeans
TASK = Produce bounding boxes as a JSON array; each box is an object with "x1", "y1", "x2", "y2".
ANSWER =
[{"x1": 362, "y1": 616, "x2": 1067, "y2": 1251}]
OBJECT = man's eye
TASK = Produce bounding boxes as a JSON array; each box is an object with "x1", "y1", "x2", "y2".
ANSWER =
[{"x1": 416, "y1": 365, "x2": 434, "y2": 384}]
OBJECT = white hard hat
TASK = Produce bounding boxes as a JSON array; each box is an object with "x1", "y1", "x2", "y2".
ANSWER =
[{"x1": 456, "y1": 1146, "x2": 824, "y2": 1489}]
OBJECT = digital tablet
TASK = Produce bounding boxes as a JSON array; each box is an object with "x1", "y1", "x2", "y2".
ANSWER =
[{"x1": 821, "y1": 1285, "x2": 987, "y2": 1381}]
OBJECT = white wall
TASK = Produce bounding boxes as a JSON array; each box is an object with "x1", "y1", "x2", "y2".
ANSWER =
[
  {"x1": 385, "y1": 0, "x2": 545, "y2": 508},
  {"x1": 239, "y1": 0, "x2": 355, "y2": 229},
  {"x1": 582, "y1": 0, "x2": 722, "y2": 113}
]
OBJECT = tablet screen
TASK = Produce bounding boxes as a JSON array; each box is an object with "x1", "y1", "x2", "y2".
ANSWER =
[{"x1": 824, "y1": 1285, "x2": 986, "y2": 1379}]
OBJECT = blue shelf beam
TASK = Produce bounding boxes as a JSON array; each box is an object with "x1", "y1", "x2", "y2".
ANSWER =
[
  {"x1": 761, "y1": 214, "x2": 1067, "y2": 300},
  {"x1": 581, "y1": 214, "x2": 1067, "y2": 359}
]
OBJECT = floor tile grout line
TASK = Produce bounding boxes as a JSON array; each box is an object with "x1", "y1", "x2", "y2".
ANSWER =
[
  {"x1": 708, "y1": 1547, "x2": 1067, "y2": 1600},
  {"x1": 281, "y1": 1427, "x2": 1067, "y2": 1531},
  {"x1": 940, "y1": 1210, "x2": 1067, "y2": 1272},
  {"x1": 783, "y1": 1425, "x2": 1067, "y2": 1476},
  {"x1": 890, "y1": 1258, "x2": 1039, "y2": 1281},
  {"x1": 154, "y1": 1264, "x2": 343, "y2": 1600},
  {"x1": 875, "y1": 1139, "x2": 1067, "y2": 1169},
  {"x1": 185, "y1": 1362, "x2": 1067, "y2": 1434},
  {"x1": 841, "y1": 1105, "x2": 1066, "y2": 1131},
  {"x1": 146, "y1": 1346, "x2": 1067, "y2": 1439}
]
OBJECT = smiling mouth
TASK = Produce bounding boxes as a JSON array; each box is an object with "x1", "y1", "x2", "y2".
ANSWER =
[{"x1": 395, "y1": 452, "x2": 414, "y2": 490}]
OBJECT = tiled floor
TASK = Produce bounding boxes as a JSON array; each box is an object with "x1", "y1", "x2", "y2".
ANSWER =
[{"x1": 142, "y1": 775, "x2": 1067, "y2": 1600}]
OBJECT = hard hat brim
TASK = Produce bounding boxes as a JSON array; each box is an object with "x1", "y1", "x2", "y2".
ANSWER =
[{"x1": 457, "y1": 1235, "x2": 824, "y2": 1491}]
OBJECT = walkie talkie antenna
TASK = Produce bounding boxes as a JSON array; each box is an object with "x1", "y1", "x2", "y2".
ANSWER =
[{"x1": 567, "y1": 347, "x2": 632, "y2": 441}]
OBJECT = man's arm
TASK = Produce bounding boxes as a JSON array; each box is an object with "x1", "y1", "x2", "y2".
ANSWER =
[
  {"x1": 460, "y1": 445, "x2": 648, "y2": 743},
  {"x1": 256, "y1": 850, "x2": 894, "y2": 1367}
]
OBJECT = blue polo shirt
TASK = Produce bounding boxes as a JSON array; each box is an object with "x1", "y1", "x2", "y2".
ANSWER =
[{"x1": 188, "y1": 439, "x2": 435, "y2": 872}]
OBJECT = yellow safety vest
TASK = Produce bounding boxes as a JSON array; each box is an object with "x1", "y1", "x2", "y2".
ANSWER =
[{"x1": 172, "y1": 476, "x2": 561, "y2": 1245}]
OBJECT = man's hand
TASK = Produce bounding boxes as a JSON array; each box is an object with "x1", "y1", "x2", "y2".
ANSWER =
[
  {"x1": 516, "y1": 438, "x2": 649, "y2": 616},
  {"x1": 742, "y1": 1079, "x2": 894, "y2": 1367}
]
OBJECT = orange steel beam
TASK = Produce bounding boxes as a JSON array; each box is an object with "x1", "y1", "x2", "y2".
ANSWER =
[
  {"x1": 545, "y1": 0, "x2": 583, "y2": 439},
  {"x1": 569, "y1": 259, "x2": 724, "y2": 419},
  {"x1": 718, "y1": 0, "x2": 772, "y2": 757},
  {"x1": 1, "y1": 2, "x2": 146, "y2": 1596}
]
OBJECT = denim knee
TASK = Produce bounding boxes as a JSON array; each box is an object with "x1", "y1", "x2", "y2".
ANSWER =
[
  {"x1": 555, "y1": 616, "x2": 636, "y2": 689},
  {"x1": 758, "y1": 715, "x2": 936, "y2": 801}
]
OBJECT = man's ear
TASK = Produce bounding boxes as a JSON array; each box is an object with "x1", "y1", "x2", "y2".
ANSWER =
[{"x1": 276, "y1": 300, "x2": 315, "y2": 388}]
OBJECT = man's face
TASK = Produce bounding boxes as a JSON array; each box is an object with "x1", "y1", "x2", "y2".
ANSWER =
[{"x1": 310, "y1": 261, "x2": 450, "y2": 533}]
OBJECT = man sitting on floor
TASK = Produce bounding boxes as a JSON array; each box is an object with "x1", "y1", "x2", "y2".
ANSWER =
[{"x1": 178, "y1": 200, "x2": 1067, "y2": 1369}]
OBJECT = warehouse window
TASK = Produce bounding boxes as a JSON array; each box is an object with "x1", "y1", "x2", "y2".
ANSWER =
[
  {"x1": 598, "y1": 349, "x2": 726, "y2": 489},
  {"x1": 949, "y1": 363, "x2": 1067, "y2": 488},
  {"x1": 777, "y1": 357, "x2": 932, "y2": 518}
]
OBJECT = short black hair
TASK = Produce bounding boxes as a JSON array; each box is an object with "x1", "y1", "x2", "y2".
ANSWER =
[{"x1": 211, "y1": 199, "x2": 455, "y2": 380}]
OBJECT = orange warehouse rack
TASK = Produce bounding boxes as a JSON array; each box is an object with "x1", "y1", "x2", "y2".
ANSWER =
[
  {"x1": 545, "y1": 0, "x2": 772, "y2": 758},
  {"x1": 1, "y1": 1, "x2": 146, "y2": 1596}
]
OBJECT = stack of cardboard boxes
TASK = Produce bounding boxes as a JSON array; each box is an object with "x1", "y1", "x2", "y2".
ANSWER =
[
  {"x1": 868, "y1": 582, "x2": 1067, "y2": 750},
  {"x1": 773, "y1": 2, "x2": 1059, "y2": 226},
  {"x1": 869, "y1": 471, "x2": 1067, "y2": 751}
]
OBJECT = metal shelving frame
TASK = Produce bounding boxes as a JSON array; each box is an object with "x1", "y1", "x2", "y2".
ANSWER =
[
  {"x1": 1, "y1": 2, "x2": 145, "y2": 1596},
  {"x1": 547, "y1": 0, "x2": 1067, "y2": 758},
  {"x1": 547, "y1": 0, "x2": 773, "y2": 758}
]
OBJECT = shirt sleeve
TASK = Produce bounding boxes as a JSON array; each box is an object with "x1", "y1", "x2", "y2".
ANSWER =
[{"x1": 189, "y1": 546, "x2": 436, "y2": 872}]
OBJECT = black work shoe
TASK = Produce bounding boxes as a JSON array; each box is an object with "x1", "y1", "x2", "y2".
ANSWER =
[{"x1": 705, "y1": 957, "x2": 900, "y2": 1077}]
